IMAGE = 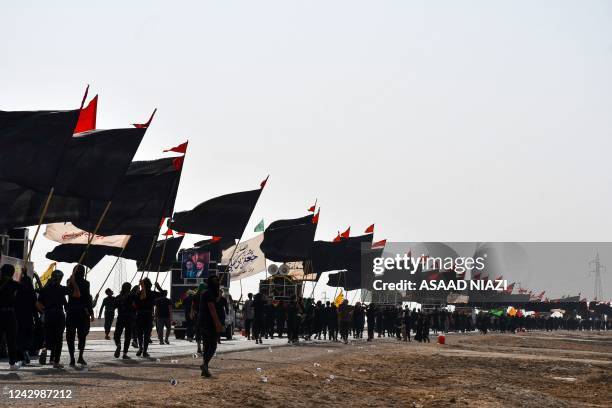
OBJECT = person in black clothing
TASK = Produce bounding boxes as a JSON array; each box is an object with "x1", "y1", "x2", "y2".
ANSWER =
[
  {"x1": 366, "y1": 303, "x2": 376, "y2": 341},
  {"x1": 252, "y1": 293, "x2": 265, "y2": 344},
  {"x1": 16, "y1": 273, "x2": 37, "y2": 365},
  {"x1": 114, "y1": 282, "x2": 137, "y2": 359},
  {"x1": 275, "y1": 300, "x2": 286, "y2": 338},
  {"x1": 328, "y1": 302, "x2": 338, "y2": 342},
  {"x1": 216, "y1": 289, "x2": 228, "y2": 344},
  {"x1": 155, "y1": 290, "x2": 172, "y2": 345},
  {"x1": 313, "y1": 301, "x2": 324, "y2": 340},
  {"x1": 134, "y1": 278, "x2": 159, "y2": 358},
  {"x1": 98, "y1": 288, "x2": 116, "y2": 340},
  {"x1": 65, "y1": 265, "x2": 94, "y2": 366},
  {"x1": 264, "y1": 299, "x2": 275, "y2": 339},
  {"x1": 402, "y1": 305, "x2": 412, "y2": 342},
  {"x1": 37, "y1": 269, "x2": 69, "y2": 369},
  {"x1": 0, "y1": 264, "x2": 21, "y2": 370},
  {"x1": 183, "y1": 291, "x2": 194, "y2": 341},
  {"x1": 198, "y1": 275, "x2": 223, "y2": 378}
]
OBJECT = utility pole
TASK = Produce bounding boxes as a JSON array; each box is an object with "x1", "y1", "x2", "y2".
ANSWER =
[{"x1": 588, "y1": 252, "x2": 605, "y2": 301}]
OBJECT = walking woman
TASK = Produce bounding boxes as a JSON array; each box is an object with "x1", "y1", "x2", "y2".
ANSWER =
[{"x1": 65, "y1": 265, "x2": 93, "y2": 366}]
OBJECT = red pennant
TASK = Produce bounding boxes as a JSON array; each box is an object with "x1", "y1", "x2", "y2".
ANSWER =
[
  {"x1": 260, "y1": 175, "x2": 269, "y2": 189},
  {"x1": 163, "y1": 141, "x2": 188, "y2": 154},
  {"x1": 211, "y1": 236, "x2": 222, "y2": 242},
  {"x1": 133, "y1": 108, "x2": 157, "y2": 129},
  {"x1": 340, "y1": 227, "x2": 350, "y2": 239},
  {"x1": 364, "y1": 224, "x2": 374, "y2": 234},
  {"x1": 173, "y1": 156, "x2": 184, "y2": 171},
  {"x1": 372, "y1": 239, "x2": 386, "y2": 248},
  {"x1": 163, "y1": 229, "x2": 174, "y2": 237},
  {"x1": 333, "y1": 232, "x2": 341, "y2": 242},
  {"x1": 312, "y1": 210, "x2": 320, "y2": 224},
  {"x1": 74, "y1": 95, "x2": 98, "y2": 134},
  {"x1": 308, "y1": 205, "x2": 316, "y2": 213}
]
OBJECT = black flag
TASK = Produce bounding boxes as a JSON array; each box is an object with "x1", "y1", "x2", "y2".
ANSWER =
[
  {"x1": 0, "y1": 110, "x2": 80, "y2": 192},
  {"x1": 260, "y1": 214, "x2": 316, "y2": 262},
  {"x1": 312, "y1": 234, "x2": 374, "y2": 277},
  {"x1": 54, "y1": 128, "x2": 146, "y2": 200},
  {"x1": 0, "y1": 181, "x2": 89, "y2": 229},
  {"x1": 326, "y1": 246, "x2": 383, "y2": 291},
  {"x1": 46, "y1": 243, "x2": 119, "y2": 269},
  {"x1": 170, "y1": 188, "x2": 262, "y2": 239},
  {"x1": 74, "y1": 158, "x2": 180, "y2": 236},
  {"x1": 136, "y1": 236, "x2": 184, "y2": 272}
]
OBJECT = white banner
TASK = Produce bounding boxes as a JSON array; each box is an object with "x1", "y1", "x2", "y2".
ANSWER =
[
  {"x1": 222, "y1": 234, "x2": 266, "y2": 280},
  {"x1": 44, "y1": 223, "x2": 130, "y2": 248}
]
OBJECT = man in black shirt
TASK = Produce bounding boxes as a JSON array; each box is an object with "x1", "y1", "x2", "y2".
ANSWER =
[
  {"x1": 0, "y1": 264, "x2": 21, "y2": 370},
  {"x1": 198, "y1": 275, "x2": 223, "y2": 378},
  {"x1": 114, "y1": 282, "x2": 137, "y2": 359},
  {"x1": 98, "y1": 288, "x2": 116, "y2": 340},
  {"x1": 37, "y1": 269, "x2": 68, "y2": 369},
  {"x1": 155, "y1": 290, "x2": 172, "y2": 345}
]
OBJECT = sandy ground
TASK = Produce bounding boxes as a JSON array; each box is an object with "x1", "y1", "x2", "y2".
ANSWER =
[{"x1": 1, "y1": 330, "x2": 610, "y2": 408}]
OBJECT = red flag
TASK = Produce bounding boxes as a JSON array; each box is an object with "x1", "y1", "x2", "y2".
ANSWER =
[
  {"x1": 308, "y1": 205, "x2": 316, "y2": 213},
  {"x1": 364, "y1": 224, "x2": 374, "y2": 234},
  {"x1": 163, "y1": 141, "x2": 188, "y2": 154},
  {"x1": 372, "y1": 239, "x2": 386, "y2": 248},
  {"x1": 312, "y1": 210, "x2": 320, "y2": 224},
  {"x1": 427, "y1": 271, "x2": 440, "y2": 281},
  {"x1": 162, "y1": 229, "x2": 174, "y2": 237},
  {"x1": 133, "y1": 108, "x2": 157, "y2": 129},
  {"x1": 333, "y1": 232, "x2": 341, "y2": 242},
  {"x1": 260, "y1": 175, "x2": 269, "y2": 189},
  {"x1": 74, "y1": 95, "x2": 98, "y2": 134},
  {"x1": 211, "y1": 236, "x2": 222, "y2": 242},
  {"x1": 340, "y1": 227, "x2": 350, "y2": 239},
  {"x1": 173, "y1": 156, "x2": 184, "y2": 171}
]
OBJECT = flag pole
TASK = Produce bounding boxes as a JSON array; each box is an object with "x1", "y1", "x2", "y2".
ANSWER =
[
  {"x1": 226, "y1": 175, "x2": 269, "y2": 298},
  {"x1": 140, "y1": 143, "x2": 187, "y2": 281},
  {"x1": 79, "y1": 200, "x2": 113, "y2": 272},
  {"x1": 26, "y1": 86, "x2": 89, "y2": 263},
  {"x1": 154, "y1": 234, "x2": 170, "y2": 285},
  {"x1": 94, "y1": 246, "x2": 125, "y2": 299},
  {"x1": 25, "y1": 187, "x2": 55, "y2": 262}
]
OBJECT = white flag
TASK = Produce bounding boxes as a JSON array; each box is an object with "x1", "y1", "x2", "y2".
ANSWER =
[
  {"x1": 44, "y1": 223, "x2": 130, "y2": 248},
  {"x1": 222, "y1": 234, "x2": 266, "y2": 280}
]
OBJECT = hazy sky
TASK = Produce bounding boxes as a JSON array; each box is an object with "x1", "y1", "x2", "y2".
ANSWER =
[{"x1": 2, "y1": 1, "x2": 611, "y2": 303}]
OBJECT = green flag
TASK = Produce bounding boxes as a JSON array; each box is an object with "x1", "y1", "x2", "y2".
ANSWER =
[{"x1": 254, "y1": 219, "x2": 265, "y2": 232}]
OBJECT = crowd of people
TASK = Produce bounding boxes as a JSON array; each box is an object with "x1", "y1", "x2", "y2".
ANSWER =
[
  {"x1": 1, "y1": 264, "x2": 610, "y2": 379},
  {"x1": 0, "y1": 263, "x2": 174, "y2": 370}
]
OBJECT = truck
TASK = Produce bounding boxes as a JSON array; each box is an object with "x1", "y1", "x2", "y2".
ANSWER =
[{"x1": 170, "y1": 245, "x2": 236, "y2": 340}]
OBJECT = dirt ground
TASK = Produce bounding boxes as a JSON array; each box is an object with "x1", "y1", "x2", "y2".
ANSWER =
[{"x1": 1, "y1": 331, "x2": 610, "y2": 408}]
